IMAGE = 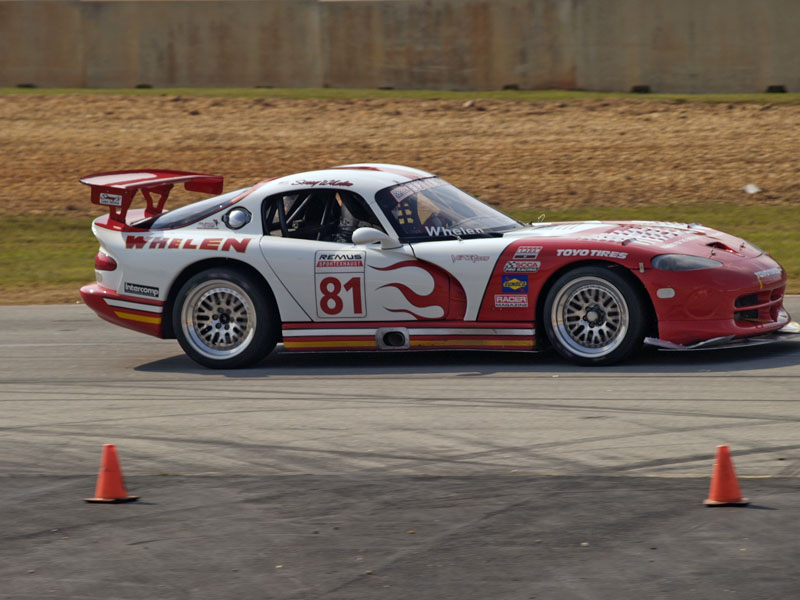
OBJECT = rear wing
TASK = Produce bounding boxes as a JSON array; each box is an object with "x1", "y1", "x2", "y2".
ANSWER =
[{"x1": 80, "y1": 170, "x2": 224, "y2": 227}]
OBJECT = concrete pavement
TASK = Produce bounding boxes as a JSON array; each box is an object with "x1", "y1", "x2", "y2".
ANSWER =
[{"x1": 1, "y1": 300, "x2": 799, "y2": 599}]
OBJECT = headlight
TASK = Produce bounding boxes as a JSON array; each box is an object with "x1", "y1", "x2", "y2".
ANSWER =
[{"x1": 651, "y1": 254, "x2": 723, "y2": 271}]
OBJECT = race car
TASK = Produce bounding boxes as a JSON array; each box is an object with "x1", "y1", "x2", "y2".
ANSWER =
[{"x1": 79, "y1": 163, "x2": 797, "y2": 368}]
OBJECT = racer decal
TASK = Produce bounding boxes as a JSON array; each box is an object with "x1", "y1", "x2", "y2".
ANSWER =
[
  {"x1": 124, "y1": 236, "x2": 251, "y2": 253},
  {"x1": 495, "y1": 294, "x2": 528, "y2": 308},
  {"x1": 501, "y1": 275, "x2": 528, "y2": 293},
  {"x1": 503, "y1": 260, "x2": 541, "y2": 273},
  {"x1": 555, "y1": 249, "x2": 628, "y2": 259},
  {"x1": 124, "y1": 282, "x2": 159, "y2": 298},
  {"x1": 513, "y1": 245, "x2": 542, "y2": 259}
]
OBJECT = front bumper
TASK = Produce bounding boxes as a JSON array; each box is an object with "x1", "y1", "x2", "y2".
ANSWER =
[
  {"x1": 641, "y1": 253, "x2": 790, "y2": 345},
  {"x1": 645, "y1": 318, "x2": 800, "y2": 351},
  {"x1": 80, "y1": 283, "x2": 165, "y2": 338}
]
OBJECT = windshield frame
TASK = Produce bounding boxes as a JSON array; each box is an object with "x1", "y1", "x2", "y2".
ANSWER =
[{"x1": 374, "y1": 177, "x2": 521, "y2": 242}]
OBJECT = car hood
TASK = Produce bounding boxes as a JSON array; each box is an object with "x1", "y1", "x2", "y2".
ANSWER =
[{"x1": 504, "y1": 220, "x2": 763, "y2": 260}]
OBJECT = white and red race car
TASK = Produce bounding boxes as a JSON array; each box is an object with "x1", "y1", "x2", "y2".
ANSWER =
[{"x1": 80, "y1": 164, "x2": 797, "y2": 368}]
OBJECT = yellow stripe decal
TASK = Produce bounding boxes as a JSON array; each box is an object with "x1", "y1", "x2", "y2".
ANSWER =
[
  {"x1": 410, "y1": 339, "x2": 533, "y2": 348},
  {"x1": 284, "y1": 340, "x2": 377, "y2": 349},
  {"x1": 114, "y1": 311, "x2": 162, "y2": 325}
]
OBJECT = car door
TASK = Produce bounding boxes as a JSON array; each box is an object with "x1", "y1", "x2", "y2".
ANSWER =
[
  {"x1": 260, "y1": 188, "x2": 447, "y2": 323},
  {"x1": 263, "y1": 235, "x2": 453, "y2": 323}
]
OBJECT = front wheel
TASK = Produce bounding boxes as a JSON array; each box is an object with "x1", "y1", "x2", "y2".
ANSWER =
[
  {"x1": 173, "y1": 268, "x2": 278, "y2": 368},
  {"x1": 542, "y1": 266, "x2": 648, "y2": 365}
]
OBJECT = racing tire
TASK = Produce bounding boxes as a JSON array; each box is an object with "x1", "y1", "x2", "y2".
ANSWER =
[
  {"x1": 173, "y1": 268, "x2": 278, "y2": 369},
  {"x1": 542, "y1": 266, "x2": 647, "y2": 366}
]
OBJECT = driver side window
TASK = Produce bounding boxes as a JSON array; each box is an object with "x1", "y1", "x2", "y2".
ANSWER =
[{"x1": 262, "y1": 189, "x2": 382, "y2": 242}]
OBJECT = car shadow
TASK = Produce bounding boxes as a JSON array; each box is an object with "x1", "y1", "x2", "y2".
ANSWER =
[{"x1": 134, "y1": 339, "x2": 800, "y2": 377}]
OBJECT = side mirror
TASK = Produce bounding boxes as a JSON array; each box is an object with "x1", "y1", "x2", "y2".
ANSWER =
[{"x1": 351, "y1": 227, "x2": 402, "y2": 249}]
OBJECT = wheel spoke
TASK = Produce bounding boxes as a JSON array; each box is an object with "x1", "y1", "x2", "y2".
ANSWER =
[
  {"x1": 551, "y1": 275, "x2": 630, "y2": 359},
  {"x1": 181, "y1": 280, "x2": 259, "y2": 360}
]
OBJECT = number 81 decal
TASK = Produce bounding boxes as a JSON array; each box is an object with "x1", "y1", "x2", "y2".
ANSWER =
[{"x1": 314, "y1": 250, "x2": 367, "y2": 318}]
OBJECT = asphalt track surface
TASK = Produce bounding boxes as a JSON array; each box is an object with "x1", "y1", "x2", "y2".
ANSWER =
[{"x1": 2, "y1": 299, "x2": 800, "y2": 600}]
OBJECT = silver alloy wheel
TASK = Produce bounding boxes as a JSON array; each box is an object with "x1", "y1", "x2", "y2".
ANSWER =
[
  {"x1": 550, "y1": 276, "x2": 629, "y2": 359},
  {"x1": 180, "y1": 280, "x2": 257, "y2": 360}
]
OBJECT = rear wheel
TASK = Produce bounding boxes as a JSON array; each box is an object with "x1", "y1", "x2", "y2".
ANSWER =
[
  {"x1": 173, "y1": 268, "x2": 278, "y2": 368},
  {"x1": 543, "y1": 266, "x2": 647, "y2": 365}
]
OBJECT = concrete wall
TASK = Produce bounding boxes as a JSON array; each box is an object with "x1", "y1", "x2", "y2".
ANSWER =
[{"x1": 1, "y1": 0, "x2": 799, "y2": 92}]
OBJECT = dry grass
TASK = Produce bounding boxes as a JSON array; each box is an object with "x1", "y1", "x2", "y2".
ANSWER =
[{"x1": 2, "y1": 94, "x2": 799, "y2": 218}]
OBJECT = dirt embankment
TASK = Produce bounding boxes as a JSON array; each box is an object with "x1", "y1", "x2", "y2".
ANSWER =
[{"x1": 1, "y1": 94, "x2": 799, "y2": 216}]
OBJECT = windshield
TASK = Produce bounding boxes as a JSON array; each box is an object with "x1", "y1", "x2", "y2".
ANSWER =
[
  {"x1": 375, "y1": 178, "x2": 520, "y2": 242},
  {"x1": 137, "y1": 188, "x2": 247, "y2": 230}
]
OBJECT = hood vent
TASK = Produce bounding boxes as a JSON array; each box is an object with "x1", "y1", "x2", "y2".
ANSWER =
[{"x1": 707, "y1": 241, "x2": 737, "y2": 254}]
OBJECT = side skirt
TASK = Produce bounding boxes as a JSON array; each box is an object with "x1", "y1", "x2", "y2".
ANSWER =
[{"x1": 282, "y1": 321, "x2": 536, "y2": 352}]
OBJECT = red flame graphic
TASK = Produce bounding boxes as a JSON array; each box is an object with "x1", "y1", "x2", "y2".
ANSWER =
[{"x1": 370, "y1": 260, "x2": 452, "y2": 320}]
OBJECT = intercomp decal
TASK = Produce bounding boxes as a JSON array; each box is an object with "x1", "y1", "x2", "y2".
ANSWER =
[
  {"x1": 124, "y1": 282, "x2": 160, "y2": 298},
  {"x1": 125, "y1": 236, "x2": 251, "y2": 253}
]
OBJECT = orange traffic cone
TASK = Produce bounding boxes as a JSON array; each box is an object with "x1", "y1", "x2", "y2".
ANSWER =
[
  {"x1": 85, "y1": 444, "x2": 139, "y2": 503},
  {"x1": 704, "y1": 445, "x2": 749, "y2": 506}
]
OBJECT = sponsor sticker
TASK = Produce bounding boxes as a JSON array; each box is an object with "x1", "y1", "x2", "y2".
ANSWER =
[
  {"x1": 501, "y1": 275, "x2": 528, "y2": 293},
  {"x1": 556, "y1": 249, "x2": 628, "y2": 259},
  {"x1": 495, "y1": 294, "x2": 528, "y2": 308},
  {"x1": 315, "y1": 250, "x2": 366, "y2": 273},
  {"x1": 426, "y1": 226, "x2": 484, "y2": 237},
  {"x1": 290, "y1": 179, "x2": 353, "y2": 187},
  {"x1": 755, "y1": 267, "x2": 781, "y2": 283},
  {"x1": 451, "y1": 254, "x2": 490, "y2": 263},
  {"x1": 124, "y1": 236, "x2": 251, "y2": 253},
  {"x1": 99, "y1": 192, "x2": 123, "y2": 207},
  {"x1": 124, "y1": 282, "x2": 159, "y2": 298},
  {"x1": 503, "y1": 260, "x2": 540, "y2": 273},
  {"x1": 196, "y1": 219, "x2": 219, "y2": 230},
  {"x1": 390, "y1": 178, "x2": 447, "y2": 203},
  {"x1": 513, "y1": 245, "x2": 542, "y2": 259}
]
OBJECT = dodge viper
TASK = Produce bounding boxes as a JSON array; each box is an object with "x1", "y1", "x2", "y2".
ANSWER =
[{"x1": 79, "y1": 163, "x2": 797, "y2": 368}]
